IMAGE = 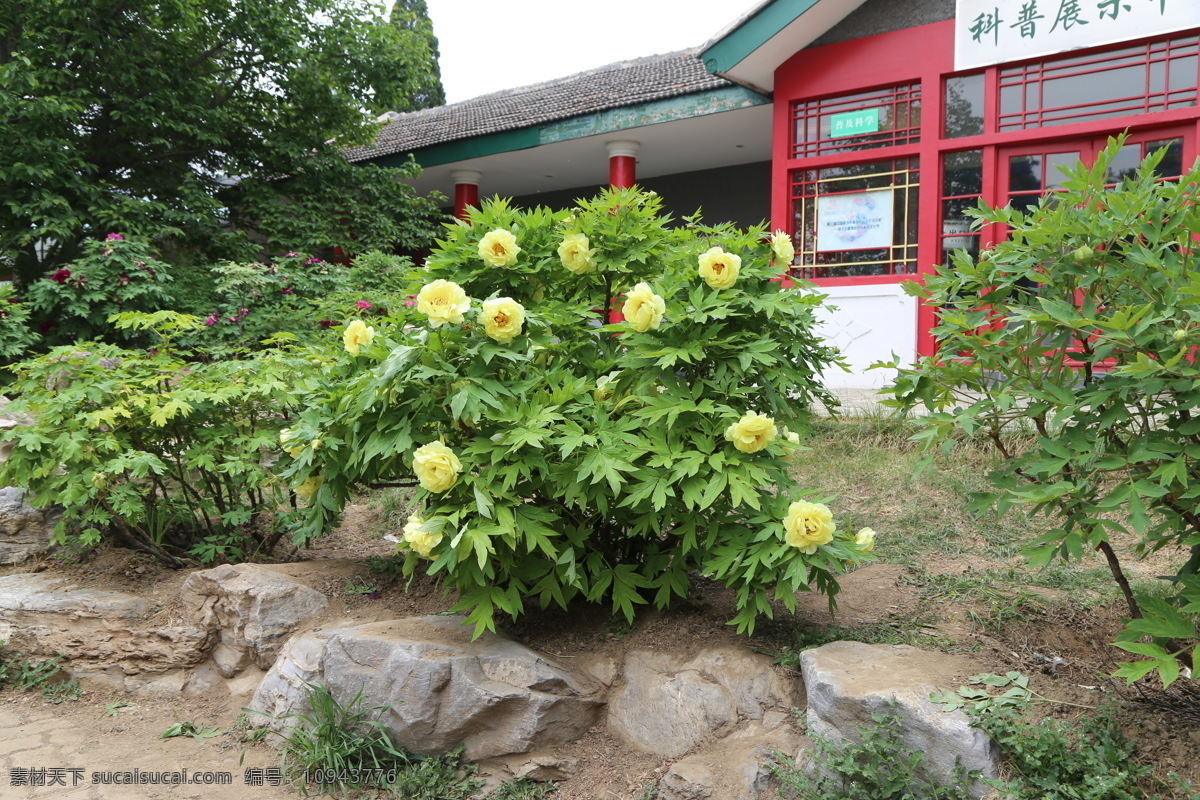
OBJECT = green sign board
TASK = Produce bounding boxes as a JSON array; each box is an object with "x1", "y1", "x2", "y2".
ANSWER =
[{"x1": 829, "y1": 108, "x2": 881, "y2": 139}]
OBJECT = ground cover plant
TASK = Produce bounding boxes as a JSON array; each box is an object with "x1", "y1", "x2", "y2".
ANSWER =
[
  {"x1": 882, "y1": 136, "x2": 1200, "y2": 686},
  {"x1": 0, "y1": 311, "x2": 312, "y2": 564},
  {"x1": 283, "y1": 187, "x2": 877, "y2": 636}
]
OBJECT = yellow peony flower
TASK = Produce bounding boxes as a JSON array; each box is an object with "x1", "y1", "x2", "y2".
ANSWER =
[
  {"x1": 294, "y1": 476, "x2": 323, "y2": 504},
  {"x1": 479, "y1": 297, "x2": 525, "y2": 344},
  {"x1": 417, "y1": 279, "x2": 471, "y2": 328},
  {"x1": 781, "y1": 427, "x2": 804, "y2": 464},
  {"x1": 784, "y1": 500, "x2": 836, "y2": 554},
  {"x1": 402, "y1": 514, "x2": 442, "y2": 558},
  {"x1": 342, "y1": 319, "x2": 375, "y2": 356},
  {"x1": 724, "y1": 411, "x2": 777, "y2": 454},
  {"x1": 771, "y1": 230, "x2": 795, "y2": 264},
  {"x1": 621, "y1": 282, "x2": 666, "y2": 332},
  {"x1": 310, "y1": 439, "x2": 323, "y2": 450},
  {"x1": 412, "y1": 441, "x2": 461, "y2": 493},
  {"x1": 558, "y1": 232, "x2": 597, "y2": 274},
  {"x1": 697, "y1": 246, "x2": 741, "y2": 289},
  {"x1": 594, "y1": 373, "x2": 616, "y2": 402},
  {"x1": 855, "y1": 527, "x2": 877, "y2": 552},
  {"x1": 479, "y1": 229, "x2": 520, "y2": 267}
]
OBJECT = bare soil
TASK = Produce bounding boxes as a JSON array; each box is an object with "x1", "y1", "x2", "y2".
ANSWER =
[{"x1": 2, "y1": 502, "x2": 1199, "y2": 800}]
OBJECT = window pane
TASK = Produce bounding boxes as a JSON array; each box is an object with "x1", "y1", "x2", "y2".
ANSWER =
[
  {"x1": 944, "y1": 74, "x2": 985, "y2": 138},
  {"x1": 1009, "y1": 155, "x2": 1043, "y2": 192},
  {"x1": 997, "y1": 32, "x2": 1199, "y2": 130},
  {"x1": 943, "y1": 149, "x2": 983, "y2": 197}
]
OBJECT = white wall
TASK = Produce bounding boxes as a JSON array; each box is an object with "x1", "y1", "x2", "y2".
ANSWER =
[{"x1": 813, "y1": 283, "x2": 917, "y2": 390}]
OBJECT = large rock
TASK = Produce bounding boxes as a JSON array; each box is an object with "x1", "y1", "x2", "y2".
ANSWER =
[
  {"x1": 181, "y1": 563, "x2": 327, "y2": 677},
  {"x1": 246, "y1": 631, "x2": 328, "y2": 734},
  {"x1": 248, "y1": 616, "x2": 603, "y2": 760},
  {"x1": 799, "y1": 641, "x2": 999, "y2": 798},
  {"x1": 658, "y1": 715, "x2": 803, "y2": 800},
  {"x1": 0, "y1": 573, "x2": 210, "y2": 679},
  {"x1": 607, "y1": 647, "x2": 798, "y2": 757},
  {"x1": 0, "y1": 487, "x2": 59, "y2": 565}
]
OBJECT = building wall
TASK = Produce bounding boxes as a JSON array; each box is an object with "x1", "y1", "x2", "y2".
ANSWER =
[
  {"x1": 506, "y1": 161, "x2": 771, "y2": 228},
  {"x1": 772, "y1": 10, "x2": 1200, "y2": 387}
]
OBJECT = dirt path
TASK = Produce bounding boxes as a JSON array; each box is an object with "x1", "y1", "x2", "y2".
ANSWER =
[{"x1": 1, "y1": 691, "x2": 293, "y2": 800}]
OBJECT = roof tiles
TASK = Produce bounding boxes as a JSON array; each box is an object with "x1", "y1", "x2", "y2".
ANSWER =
[{"x1": 345, "y1": 48, "x2": 732, "y2": 162}]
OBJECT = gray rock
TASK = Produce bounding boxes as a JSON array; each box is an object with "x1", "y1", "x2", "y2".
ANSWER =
[
  {"x1": 248, "y1": 616, "x2": 603, "y2": 760},
  {"x1": 0, "y1": 573, "x2": 209, "y2": 679},
  {"x1": 799, "y1": 641, "x2": 999, "y2": 799},
  {"x1": 658, "y1": 719, "x2": 802, "y2": 800},
  {"x1": 607, "y1": 647, "x2": 797, "y2": 757},
  {"x1": 181, "y1": 563, "x2": 327, "y2": 677},
  {"x1": 0, "y1": 487, "x2": 60, "y2": 565},
  {"x1": 246, "y1": 631, "x2": 328, "y2": 734}
]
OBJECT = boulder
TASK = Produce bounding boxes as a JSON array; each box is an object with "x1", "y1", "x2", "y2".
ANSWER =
[
  {"x1": 0, "y1": 573, "x2": 210, "y2": 679},
  {"x1": 799, "y1": 641, "x2": 999, "y2": 798},
  {"x1": 0, "y1": 487, "x2": 59, "y2": 565},
  {"x1": 181, "y1": 563, "x2": 327, "y2": 677},
  {"x1": 248, "y1": 616, "x2": 603, "y2": 760},
  {"x1": 607, "y1": 647, "x2": 797, "y2": 757},
  {"x1": 246, "y1": 631, "x2": 328, "y2": 734},
  {"x1": 658, "y1": 718, "x2": 802, "y2": 800}
]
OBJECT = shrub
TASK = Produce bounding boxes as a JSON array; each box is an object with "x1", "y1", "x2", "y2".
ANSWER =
[
  {"x1": 882, "y1": 136, "x2": 1200, "y2": 684},
  {"x1": 24, "y1": 234, "x2": 174, "y2": 347},
  {"x1": 283, "y1": 188, "x2": 872, "y2": 636},
  {"x1": 0, "y1": 284, "x2": 39, "y2": 364},
  {"x1": 188, "y1": 251, "x2": 415, "y2": 356},
  {"x1": 0, "y1": 311, "x2": 308, "y2": 564}
]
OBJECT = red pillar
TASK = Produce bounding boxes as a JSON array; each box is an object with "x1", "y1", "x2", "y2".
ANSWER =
[
  {"x1": 606, "y1": 140, "x2": 639, "y2": 189},
  {"x1": 605, "y1": 141, "x2": 639, "y2": 323},
  {"x1": 451, "y1": 169, "x2": 481, "y2": 221}
]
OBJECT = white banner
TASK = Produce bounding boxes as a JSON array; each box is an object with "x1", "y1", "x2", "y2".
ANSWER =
[
  {"x1": 816, "y1": 189, "x2": 894, "y2": 252},
  {"x1": 955, "y1": 0, "x2": 1200, "y2": 71}
]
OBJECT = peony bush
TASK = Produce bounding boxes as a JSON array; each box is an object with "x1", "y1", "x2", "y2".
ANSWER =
[{"x1": 283, "y1": 188, "x2": 874, "y2": 636}]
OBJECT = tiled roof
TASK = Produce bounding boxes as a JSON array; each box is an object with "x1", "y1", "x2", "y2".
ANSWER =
[{"x1": 345, "y1": 49, "x2": 734, "y2": 162}]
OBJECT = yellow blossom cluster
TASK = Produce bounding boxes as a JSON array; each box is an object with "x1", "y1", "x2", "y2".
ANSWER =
[
  {"x1": 622, "y1": 282, "x2": 665, "y2": 332},
  {"x1": 697, "y1": 246, "x2": 741, "y2": 289},
  {"x1": 412, "y1": 441, "x2": 461, "y2": 493},
  {"x1": 558, "y1": 233, "x2": 596, "y2": 274},
  {"x1": 724, "y1": 411, "x2": 777, "y2": 453},
  {"x1": 479, "y1": 229, "x2": 520, "y2": 267},
  {"x1": 402, "y1": 514, "x2": 442, "y2": 558}
]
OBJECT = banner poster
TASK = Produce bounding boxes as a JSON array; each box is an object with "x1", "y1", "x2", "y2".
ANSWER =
[
  {"x1": 816, "y1": 189, "x2": 894, "y2": 252},
  {"x1": 956, "y1": 1, "x2": 1200, "y2": 71}
]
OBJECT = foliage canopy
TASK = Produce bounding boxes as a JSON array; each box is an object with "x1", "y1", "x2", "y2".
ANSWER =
[{"x1": 0, "y1": 0, "x2": 445, "y2": 281}]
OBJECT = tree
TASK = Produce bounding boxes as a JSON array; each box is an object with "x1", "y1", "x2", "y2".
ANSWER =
[
  {"x1": 884, "y1": 137, "x2": 1200, "y2": 686},
  {"x1": 389, "y1": 0, "x2": 445, "y2": 109},
  {"x1": 0, "y1": 0, "x2": 446, "y2": 284}
]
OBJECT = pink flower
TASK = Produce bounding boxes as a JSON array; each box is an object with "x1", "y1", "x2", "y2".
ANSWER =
[
  {"x1": 203, "y1": 314, "x2": 219, "y2": 326},
  {"x1": 50, "y1": 269, "x2": 71, "y2": 284},
  {"x1": 105, "y1": 233, "x2": 124, "y2": 241},
  {"x1": 356, "y1": 300, "x2": 372, "y2": 310},
  {"x1": 281, "y1": 287, "x2": 294, "y2": 296},
  {"x1": 283, "y1": 252, "x2": 300, "y2": 258}
]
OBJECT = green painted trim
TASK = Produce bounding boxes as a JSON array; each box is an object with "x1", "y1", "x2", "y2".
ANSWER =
[
  {"x1": 538, "y1": 85, "x2": 768, "y2": 145},
  {"x1": 369, "y1": 85, "x2": 769, "y2": 169},
  {"x1": 410, "y1": 128, "x2": 539, "y2": 168},
  {"x1": 701, "y1": 0, "x2": 821, "y2": 74}
]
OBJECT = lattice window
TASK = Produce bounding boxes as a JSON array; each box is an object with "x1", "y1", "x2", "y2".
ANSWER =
[
  {"x1": 789, "y1": 158, "x2": 919, "y2": 280},
  {"x1": 792, "y1": 83, "x2": 922, "y2": 158},
  {"x1": 998, "y1": 33, "x2": 1199, "y2": 131}
]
